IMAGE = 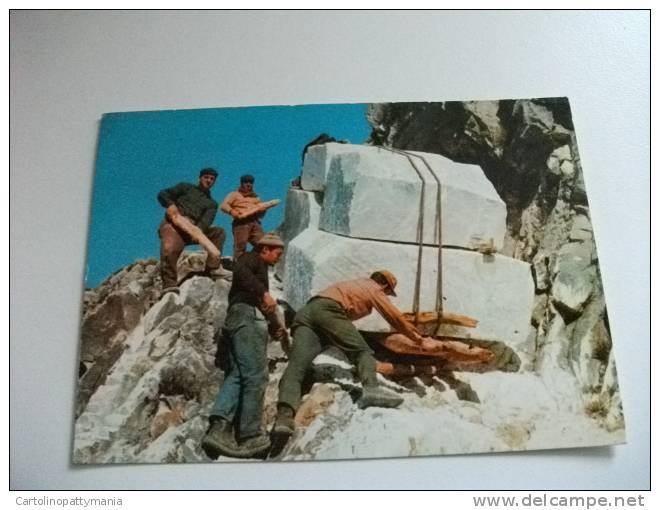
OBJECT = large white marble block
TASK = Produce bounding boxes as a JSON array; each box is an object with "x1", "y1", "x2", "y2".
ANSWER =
[
  {"x1": 302, "y1": 143, "x2": 507, "y2": 249},
  {"x1": 283, "y1": 229, "x2": 534, "y2": 351}
]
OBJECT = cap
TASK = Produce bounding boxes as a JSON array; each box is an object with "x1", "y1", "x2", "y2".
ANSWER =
[
  {"x1": 200, "y1": 168, "x2": 218, "y2": 178},
  {"x1": 371, "y1": 269, "x2": 398, "y2": 296},
  {"x1": 240, "y1": 174, "x2": 255, "y2": 184},
  {"x1": 257, "y1": 232, "x2": 284, "y2": 248}
]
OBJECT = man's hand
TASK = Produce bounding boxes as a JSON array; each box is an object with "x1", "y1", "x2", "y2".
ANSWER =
[
  {"x1": 273, "y1": 328, "x2": 291, "y2": 354},
  {"x1": 262, "y1": 292, "x2": 277, "y2": 315},
  {"x1": 230, "y1": 209, "x2": 242, "y2": 220},
  {"x1": 166, "y1": 204, "x2": 181, "y2": 220},
  {"x1": 265, "y1": 309, "x2": 290, "y2": 353}
]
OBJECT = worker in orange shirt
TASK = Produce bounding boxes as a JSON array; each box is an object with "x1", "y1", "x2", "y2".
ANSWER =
[
  {"x1": 272, "y1": 270, "x2": 424, "y2": 446},
  {"x1": 220, "y1": 174, "x2": 265, "y2": 261}
]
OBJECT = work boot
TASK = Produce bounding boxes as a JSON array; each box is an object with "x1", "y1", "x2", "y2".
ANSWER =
[
  {"x1": 204, "y1": 265, "x2": 233, "y2": 281},
  {"x1": 272, "y1": 405, "x2": 295, "y2": 437},
  {"x1": 237, "y1": 433, "x2": 271, "y2": 458},
  {"x1": 269, "y1": 405, "x2": 295, "y2": 457},
  {"x1": 357, "y1": 385, "x2": 404, "y2": 410},
  {"x1": 201, "y1": 417, "x2": 241, "y2": 459}
]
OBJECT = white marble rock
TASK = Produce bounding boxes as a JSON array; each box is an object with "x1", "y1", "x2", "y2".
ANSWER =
[
  {"x1": 283, "y1": 229, "x2": 534, "y2": 351},
  {"x1": 278, "y1": 188, "x2": 323, "y2": 245},
  {"x1": 303, "y1": 143, "x2": 507, "y2": 249},
  {"x1": 275, "y1": 188, "x2": 323, "y2": 278},
  {"x1": 300, "y1": 142, "x2": 358, "y2": 191}
]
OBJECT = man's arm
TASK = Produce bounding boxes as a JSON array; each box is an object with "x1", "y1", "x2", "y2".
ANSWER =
[
  {"x1": 220, "y1": 191, "x2": 241, "y2": 219},
  {"x1": 157, "y1": 182, "x2": 188, "y2": 208},
  {"x1": 265, "y1": 310, "x2": 290, "y2": 353},
  {"x1": 370, "y1": 289, "x2": 424, "y2": 344}
]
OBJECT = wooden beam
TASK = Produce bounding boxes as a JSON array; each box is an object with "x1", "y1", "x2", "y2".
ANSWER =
[
  {"x1": 169, "y1": 214, "x2": 221, "y2": 268},
  {"x1": 402, "y1": 311, "x2": 478, "y2": 328},
  {"x1": 235, "y1": 199, "x2": 281, "y2": 220},
  {"x1": 379, "y1": 333, "x2": 494, "y2": 363}
]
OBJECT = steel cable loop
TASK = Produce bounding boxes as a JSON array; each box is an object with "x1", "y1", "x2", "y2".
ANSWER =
[
  {"x1": 400, "y1": 152, "x2": 444, "y2": 324},
  {"x1": 377, "y1": 146, "x2": 426, "y2": 323}
]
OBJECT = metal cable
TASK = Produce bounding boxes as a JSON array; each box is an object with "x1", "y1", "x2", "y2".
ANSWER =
[
  {"x1": 377, "y1": 147, "x2": 426, "y2": 323},
  {"x1": 401, "y1": 151, "x2": 444, "y2": 322}
]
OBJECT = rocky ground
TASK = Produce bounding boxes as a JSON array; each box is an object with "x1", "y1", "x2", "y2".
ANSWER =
[{"x1": 73, "y1": 253, "x2": 623, "y2": 464}]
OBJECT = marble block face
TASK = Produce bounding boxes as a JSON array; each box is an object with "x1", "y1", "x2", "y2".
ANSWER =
[
  {"x1": 300, "y1": 142, "x2": 358, "y2": 192},
  {"x1": 302, "y1": 143, "x2": 506, "y2": 249},
  {"x1": 275, "y1": 188, "x2": 323, "y2": 278},
  {"x1": 278, "y1": 188, "x2": 323, "y2": 245},
  {"x1": 283, "y1": 229, "x2": 534, "y2": 352}
]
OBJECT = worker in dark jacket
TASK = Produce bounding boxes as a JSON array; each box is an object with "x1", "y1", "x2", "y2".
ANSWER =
[
  {"x1": 157, "y1": 168, "x2": 228, "y2": 295},
  {"x1": 201, "y1": 233, "x2": 288, "y2": 460},
  {"x1": 271, "y1": 270, "x2": 423, "y2": 448}
]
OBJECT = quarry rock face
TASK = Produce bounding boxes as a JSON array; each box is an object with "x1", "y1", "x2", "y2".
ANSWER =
[
  {"x1": 74, "y1": 274, "x2": 230, "y2": 464},
  {"x1": 77, "y1": 259, "x2": 162, "y2": 417},
  {"x1": 276, "y1": 98, "x2": 623, "y2": 446},
  {"x1": 281, "y1": 370, "x2": 623, "y2": 461},
  {"x1": 362, "y1": 98, "x2": 622, "y2": 430}
]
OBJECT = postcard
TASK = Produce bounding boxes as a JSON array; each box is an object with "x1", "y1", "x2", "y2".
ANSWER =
[{"x1": 73, "y1": 99, "x2": 625, "y2": 463}]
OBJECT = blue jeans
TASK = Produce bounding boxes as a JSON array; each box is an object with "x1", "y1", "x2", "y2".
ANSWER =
[{"x1": 210, "y1": 303, "x2": 268, "y2": 439}]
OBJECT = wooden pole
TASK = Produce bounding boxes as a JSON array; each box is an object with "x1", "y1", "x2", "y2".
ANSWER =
[
  {"x1": 379, "y1": 333, "x2": 494, "y2": 363},
  {"x1": 235, "y1": 199, "x2": 281, "y2": 220},
  {"x1": 169, "y1": 214, "x2": 221, "y2": 268},
  {"x1": 401, "y1": 311, "x2": 478, "y2": 329}
]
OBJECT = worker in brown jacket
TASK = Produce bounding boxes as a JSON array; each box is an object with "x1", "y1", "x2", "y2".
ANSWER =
[
  {"x1": 272, "y1": 270, "x2": 424, "y2": 446},
  {"x1": 220, "y1": 174, "x2": 265, "y2": 261}
]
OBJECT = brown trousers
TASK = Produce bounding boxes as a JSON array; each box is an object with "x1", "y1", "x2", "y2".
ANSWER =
[
  {"x1": 158, "y1": 219, "x2": 226, "y2": 288},
  {"x1": 232, "y1": 220, "x2": 264, "y2": 261}
]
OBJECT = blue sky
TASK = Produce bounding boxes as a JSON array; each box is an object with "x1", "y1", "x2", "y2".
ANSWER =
[{"x1": 86, "y1": 103, "x2": 371, "y2": 288}]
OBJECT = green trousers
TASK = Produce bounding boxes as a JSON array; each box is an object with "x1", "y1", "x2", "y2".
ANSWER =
[{"x1": 278, "y1": 297, "x2": 378, "y2": 411}]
